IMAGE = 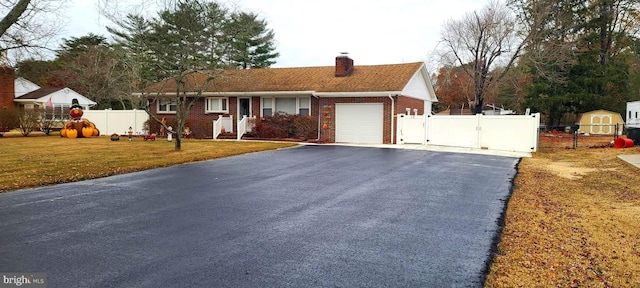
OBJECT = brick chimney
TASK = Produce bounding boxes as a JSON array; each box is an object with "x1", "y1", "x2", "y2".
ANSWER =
[
  {"x1": 335, "y1": 54, "x2": 354, "y2": 77},
  {"x1": 0, "y1": 67, "x2": 15, "y2": 109}
]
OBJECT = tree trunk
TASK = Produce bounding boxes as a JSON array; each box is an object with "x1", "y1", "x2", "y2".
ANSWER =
[{"x1": 0, "y1": 0, "x2": 31, "y2": 37}]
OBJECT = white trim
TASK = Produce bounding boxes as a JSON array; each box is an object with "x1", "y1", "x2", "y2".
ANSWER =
[
  {"x1": 137, "y1": 91, "x2": 404, "y2": 98},
  {"x1": 136, "y1": 91, "x2": 316, "y2": 97},
  {"x1": 312, "y1": 91, "x2": 402, "y2": 97}
]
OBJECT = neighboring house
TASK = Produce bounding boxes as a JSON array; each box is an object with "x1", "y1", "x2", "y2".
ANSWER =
[
  {"x1": 576, "y1": 109, "x2": 624, "y2": 135},
  {"x1": 0, "y1": 67, "x2": 96, "y2": 121},
  {"x1": 627, "y1": 101, "x2": 640, "y2": 128},
  {"x1": 143, "y1": 55, "x2": 438, "y2": 144},
  {"x1": 14, "y1": 77, "x2": 41, "y2": 98},
  {"x1": 13, "y1": 77, "x2": 96, "y2": 113}
]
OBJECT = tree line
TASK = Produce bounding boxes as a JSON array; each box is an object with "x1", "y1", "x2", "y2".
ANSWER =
[
  {"x1": 435, "y1": 0, "x2": 640, "y2": 128},
  {"x1": 8, "y1": 0, "x2": 278, "y2": 111}
]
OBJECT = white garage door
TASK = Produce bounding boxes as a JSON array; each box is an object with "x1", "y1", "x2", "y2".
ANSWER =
[{"x1": 335, "y1": 103, "x2": 384, "y2": 144}]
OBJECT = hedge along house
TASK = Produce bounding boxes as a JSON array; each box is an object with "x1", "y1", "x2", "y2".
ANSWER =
[{"x1": 143, "y1": 55, "x2": 437, "y2": 144}]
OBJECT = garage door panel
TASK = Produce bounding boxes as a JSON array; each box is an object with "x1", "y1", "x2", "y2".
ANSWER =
[{"x1": 336, "y1": 103, "x2": 383, "y2": 144}]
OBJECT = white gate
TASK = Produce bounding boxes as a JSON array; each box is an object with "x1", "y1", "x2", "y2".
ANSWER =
[
  {"x1": 396, "y1": 113, "x2": 540, "y2": 153},
  {"x1": 396, "y1": 114, "x2": 425, "y2": 144}
]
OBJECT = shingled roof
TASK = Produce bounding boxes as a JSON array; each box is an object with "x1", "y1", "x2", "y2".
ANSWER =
[
  {"x1": 144, "y1": 62, "x2": 425, "y2": 94},
  {"x1": 16, "y1": 88, "x2": 64, "y2": 99}
]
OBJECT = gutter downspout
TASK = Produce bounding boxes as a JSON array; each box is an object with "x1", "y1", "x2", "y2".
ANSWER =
[
  {"x1": 313, "y1": 93, "x2": 321, "y2": 142},
  {"x1": 389, "y1": 94, "x2": 395, "y2": 144}
]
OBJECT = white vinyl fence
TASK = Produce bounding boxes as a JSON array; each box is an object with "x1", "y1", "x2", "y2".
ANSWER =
[
  {"x1": 82, "y1": 110, "x2": 149, "y2": 136},
  {"x1": 396, "y1": 113, "x2": 540, "y2": 153}
]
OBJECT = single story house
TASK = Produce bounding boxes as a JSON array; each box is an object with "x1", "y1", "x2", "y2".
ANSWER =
[
  {"x1": 576, "y1": 109, "x2": 624, "y2": 135},
  {"x1": 143, "y1": 55, "x2": 438, "y2": 144},
  {"x1": 14, "y1": 78, "x2": 96, "y2": 116},
  {"x1": 0, "y1": 67, "x2": 96, "y2": 120}
]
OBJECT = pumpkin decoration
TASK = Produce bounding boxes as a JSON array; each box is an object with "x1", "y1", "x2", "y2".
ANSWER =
[
  {"x1": 82, "y1": 127, "x2": 94, "y2": 138},
  {"x1": 66, "y1": 128, "x2": 78, "y2": 139},
  {"x1": 60, "y1": 98, "x2": 100, "y2": 139}
]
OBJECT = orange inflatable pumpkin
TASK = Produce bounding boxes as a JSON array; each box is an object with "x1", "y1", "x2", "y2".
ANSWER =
[
  {"x1": 66, "y1": 129, "x2": 78, "y2": 139},
  {"x1": 60, "y1": 128, "x2": 67, "y2": 137},
  {"x1": 82, "y1": 127, "x2": 94, "y2": 138}
]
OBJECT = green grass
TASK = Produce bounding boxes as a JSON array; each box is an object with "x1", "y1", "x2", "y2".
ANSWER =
[{"x1": 0, "y1": 135, "x2": 296, "y2": 192}]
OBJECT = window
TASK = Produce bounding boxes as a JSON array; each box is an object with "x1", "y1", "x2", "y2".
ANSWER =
[
  {"x1": 157, "y1": 99, "x2": 177, "y2": 113},
  {"x1": 54, "y1": 105, "x2": 71, "y2": 121},
  {"x1": 262, "y1": 97, "x2": 311, "y2": 117},
  {"x1": 262, "y1": 98, "x2": 273, "y2": 117},
  {"x1": 275, "y1": 98, "x2": 296, "y2": 114},
  {"x1": 299, "y1": 97, "x2": 310, "y2": 116},
  {"x1": 205, "y1": 97, "x2": 228, "y2": 113}
]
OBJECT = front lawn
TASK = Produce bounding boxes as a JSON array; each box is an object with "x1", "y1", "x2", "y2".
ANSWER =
[
  {"x1": 0, "y1": 136, "x2": 296, "y2": 192},
  {"x1": 485, "y1": 145, "x2": 640, "y2": 287}
]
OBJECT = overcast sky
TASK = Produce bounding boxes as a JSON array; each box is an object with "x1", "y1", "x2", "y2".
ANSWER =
[{"x1": 62, "y1": 0, "x2": 489, "y2": 69}]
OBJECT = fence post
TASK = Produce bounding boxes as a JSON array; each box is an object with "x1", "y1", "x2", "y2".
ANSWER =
[{"x1": 573, "y1": 131, "x2": 578, "y2": 149}]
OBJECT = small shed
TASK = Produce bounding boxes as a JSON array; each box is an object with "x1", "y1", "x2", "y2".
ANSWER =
[{"x1": 576, "y1": 109, "x2": 624, "y2": 135}]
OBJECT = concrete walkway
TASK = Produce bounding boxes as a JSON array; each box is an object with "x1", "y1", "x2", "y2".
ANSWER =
[
  {"x1": 305, "y1": 143, "x2": 532, "y2": 158},
  {"x1": 617, "y1": 154, "x2": 640, "y2": 169}
]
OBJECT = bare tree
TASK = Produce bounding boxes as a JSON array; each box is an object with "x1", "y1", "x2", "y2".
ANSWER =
[
  {"x1": 16, "y1": 107, "x2": 39, "y2": 136},
  {"x1": 0, "y1": 0, "x2": 67, "y2": 63},
  {"x1": 440, "y1": 0, "x2": 526, "y2": 114},
  {"x1": 38, "y1": 106, "x2": 57, "y2": 135},
  {"x1": 509, "y1": 0, "x2": 582, "y2": 85}
]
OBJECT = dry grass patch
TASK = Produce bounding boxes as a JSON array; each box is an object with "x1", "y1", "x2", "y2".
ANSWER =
[
  {"x1": 486, "y1": 147, "x2": 640, "y2": 287},
  {"x1": 0, "y1": 136, "x2": 296, "y2": 192}
]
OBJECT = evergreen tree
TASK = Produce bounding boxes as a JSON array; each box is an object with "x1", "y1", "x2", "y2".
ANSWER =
[
  {"x1": 107, "y1": 14, "x2": 157, "y2": 88},
  {"x1": 514, "y1": 0, "x2": 640, "y2": 125},
  {"x1": 223, "y1": 12, "x2": 279, "y2": 69}
]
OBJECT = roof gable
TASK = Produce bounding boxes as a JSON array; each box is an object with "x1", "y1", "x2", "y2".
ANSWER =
[
  {"x1": 14, "y1": 77, "x2": 40, "y2": 98},
  {"x1": 15, "y1": 87, "x2": 96, "y2": 106},
  {"x1": 144, "y1": 62, "x2": 427, "y2": 94},
  {"x1": 401, "y1": 64, "x2": 438, "y2": 102}
]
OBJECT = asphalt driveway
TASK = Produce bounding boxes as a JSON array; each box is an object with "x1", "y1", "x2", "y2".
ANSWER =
[{"x1": 0, "y1": 145, "x2": 519, "y2": 287}]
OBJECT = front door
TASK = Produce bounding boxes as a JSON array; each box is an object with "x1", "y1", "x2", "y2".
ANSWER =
[{"x1": 239, "y1": 98, "x2": 251, "y2": 119}]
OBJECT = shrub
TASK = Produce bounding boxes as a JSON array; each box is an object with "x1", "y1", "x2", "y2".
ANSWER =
[
  {"x1": 144, "y1": 117, "x2": 176, "y2": 135},
  {"x1": 17, "y1": 109, "x2": 40, "y2": 136},
  {"x1": 192, "y1": 119, "x2": 212, "y2": 139},
  {"x1": 0, "y1": 106, "x2": 19, "y2": 130},
  {"x1": 253, "y1": 113, "x2": 317, "y2": 140},
  {"x1": 292, "y1": 116, "x2": 318, "y2": 140}
]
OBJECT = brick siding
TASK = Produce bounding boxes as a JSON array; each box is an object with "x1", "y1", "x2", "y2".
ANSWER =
[
  {"x1": 0, "y1": 67, "x2": 15, "y2": 109},
  {"x1": 150, "y1": 95, "x2": 425, "y2": 143}
]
